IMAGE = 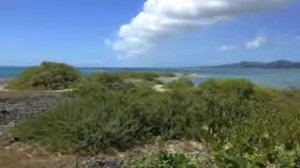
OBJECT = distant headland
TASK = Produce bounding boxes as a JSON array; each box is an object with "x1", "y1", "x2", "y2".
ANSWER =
[{"x1": 212, "y1": 60, "x2": 300, "y2": 69}]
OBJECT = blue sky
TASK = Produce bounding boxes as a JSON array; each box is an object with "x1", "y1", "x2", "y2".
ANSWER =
[{"x1": 0, "y1": 0, "x2": 299, "y2": 67}]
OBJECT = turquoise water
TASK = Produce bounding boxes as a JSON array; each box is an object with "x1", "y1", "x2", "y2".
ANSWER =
[
  {"x1": 0, "y1": 67, "x2": 29, "y2": 81},
  {"x1": 1, "y1": 66, "x2": 300, "y2": 88},
  {"x1": 185, "y1": 68, "x2": 300, "y2": 89}
]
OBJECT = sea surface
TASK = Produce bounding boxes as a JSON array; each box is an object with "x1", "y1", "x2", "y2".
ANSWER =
[{"x1": 1, "y1": 66, "x2": 300, "y2": 89}]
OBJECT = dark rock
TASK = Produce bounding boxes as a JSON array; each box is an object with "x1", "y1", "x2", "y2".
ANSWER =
[
  {"x1": 296, "y1": 159, "x2": 300, "y2": 168},
  {"x1": 82, "y1": 157, "x2": 121, "y2": 168},
  {"x1": 0, "y1": 109, "x2": 9, "y2": 115}
]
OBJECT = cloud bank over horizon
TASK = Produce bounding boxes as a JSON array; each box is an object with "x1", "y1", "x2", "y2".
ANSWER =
[{"x1": 110, "y1": 0, "x2": 292, "y2": 58}]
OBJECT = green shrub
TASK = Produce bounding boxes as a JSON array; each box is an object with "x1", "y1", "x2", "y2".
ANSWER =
[
  {"x1": 115, "y1": 72, "x2": 175, "y2": 81},
  {"x1": 166, "y1": 78, "x2": 194, "y2": 89},
  {"x1": 9, "y1": 62, "x2": 80, "y2": 90},
  {"x1": 123, "y1": 152, "x2": 198, "y2": 168},
  {"x1": 165, "y1": 78, "x2": 195, "y2": 97},
  {"x1": 11, "y1": 78, "x2": 300, "y2": 167},
  {"x1": 12, "y1": 88, "x2": 196, "y2": 153},
  {"x1": 214, "y1": 105, "x2": 300, "y2": 168},
  {"x1": 12, "y1": 96, "x2": 142, "y2": 152},
  {"x1": 194, "y1": 80, "x2": 300, "y2": 167},
  {"x1": 193, "y1": 79, "x2": 274, "y2": 138},
  {"x1": 120, "y1": 72, "x2": 160, "y2": 81},
  {"x1": 89, "y1": 72, "x2": 161, "y2": 81},
  {"x1": 72, "y1": 73, "x2": 133, "y2": 97},
  {"x1": 72, "y1": 72, "x2": 172, "y2": 97}
]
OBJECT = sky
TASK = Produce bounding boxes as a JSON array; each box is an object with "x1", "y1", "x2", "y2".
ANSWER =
[{"x1": 0, "y1": 0, "x2": 299, "y2": 67}]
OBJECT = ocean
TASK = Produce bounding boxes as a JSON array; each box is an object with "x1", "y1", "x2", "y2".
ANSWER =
[{"x1": 1, "y1": 66, "x2": 300, "y2": 89}]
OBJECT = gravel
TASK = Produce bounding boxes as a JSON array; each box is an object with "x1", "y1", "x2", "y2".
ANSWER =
[
  {"x1": 81, "y1": 156, "x2": 121, "y2": 168},
  {"x1": 0, "y1": 93, "x2": 66, "y2": 146},
  {"x1": 0, "y1": 93, "x2": 65, "y2": 126}
]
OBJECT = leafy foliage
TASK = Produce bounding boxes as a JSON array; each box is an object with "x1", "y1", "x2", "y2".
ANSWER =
[
  {"x1": 82, "y1": 71, "x2": 168, "y2": 82},
  {"x1": 195, "y1": 80, "x2": 300, "y2": 167},
  {"x1": 11, "y1": 75, "x2": 300, "y2": 167},
  {"x1": 12, "y1": 74, "x2": 191, "y2": 152},
  {"x1": 123, "y1": 152, "x2": 198, "y2": 168},
  {"x1": 8, "y1": 62, "x2": 80, "y2": 90}
]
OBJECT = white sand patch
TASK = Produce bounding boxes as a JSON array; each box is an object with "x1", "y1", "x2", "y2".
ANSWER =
[
  {"x1": 153, "y1": 84, "x2": 168, "y2": 92},
  {"x1": 0, "y1": 84, "x2": 9, "y2": 92}
]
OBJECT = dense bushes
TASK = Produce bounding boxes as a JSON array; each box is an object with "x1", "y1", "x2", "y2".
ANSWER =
[
  {"x1": 8, "y1": 62, "x2": 80, "y2": 90},
  {"x1": 11, "y1": 74, "x2": 300, "y2": 167},
  {"x1": 194, "y1": 80, "x2": 300, "y2": 167},
  {"x1": 12, "y1": 86, "x2": 195, "y2": 152},
  {"x1": 115, "y1": 72, "x2": 161, "y2": 81},
  {"x1": 123, "y1": 152, "x2": 198, "y2": 168},
  {"x1": 82, "y1": 71, "x2": 168, "y2": 82}
]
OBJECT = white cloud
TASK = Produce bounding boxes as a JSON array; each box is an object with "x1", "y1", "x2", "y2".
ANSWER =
[
  {"x1": 220, "y1": 36, "x2": 268, "y2": 51},
  {"x1": 110, "y1": 0, "x2": 292, "y2": 57},
  {"x1": 245, "y1": 36, "x2": 268, "y2": 48},
  {"x1": 219, "y1": 45, "x2": 239, "y2": 51}
]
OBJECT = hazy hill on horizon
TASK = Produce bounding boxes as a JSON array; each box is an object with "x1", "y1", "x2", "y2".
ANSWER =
[{"x1": 212, "y1": 60, "x2": 300, "y2": 69}]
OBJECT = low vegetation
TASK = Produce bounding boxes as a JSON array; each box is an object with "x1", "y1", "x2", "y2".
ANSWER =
[
  {"x1": 109, "y1": 71, "x2": 161, "y2": 81},
  {"x1": 123, "y1": 152, "x2": 198, "y2": 168},
  {"x1": 10, "y1": 72, "x2": 300, "y2": 167},
  {"x1": 8, "y1": 62, "x2": 80, "y2": 90}
]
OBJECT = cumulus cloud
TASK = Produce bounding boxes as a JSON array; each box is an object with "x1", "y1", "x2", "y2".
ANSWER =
[
  {"x1": 219, "y1": 36, "x2": 268, "y2": 51},
  {"x1": 245, "y1": 36, "x2": 268, "y2": 48},
  {"x1": 110, "y1": 0, "x2": 291, "y2": 57}
]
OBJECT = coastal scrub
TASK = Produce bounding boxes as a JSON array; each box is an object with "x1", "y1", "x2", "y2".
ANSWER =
[
  {"x1": 8, "y1": 62, "x2": 80, "y2": 90},
  {"x1": 11, "y1": 75, "x2": 300, "y2": 167}
]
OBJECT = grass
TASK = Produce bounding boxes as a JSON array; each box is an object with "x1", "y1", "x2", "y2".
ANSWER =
[{"x1": 10, "y1": 73, "x2": 300, "y2": 167}]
